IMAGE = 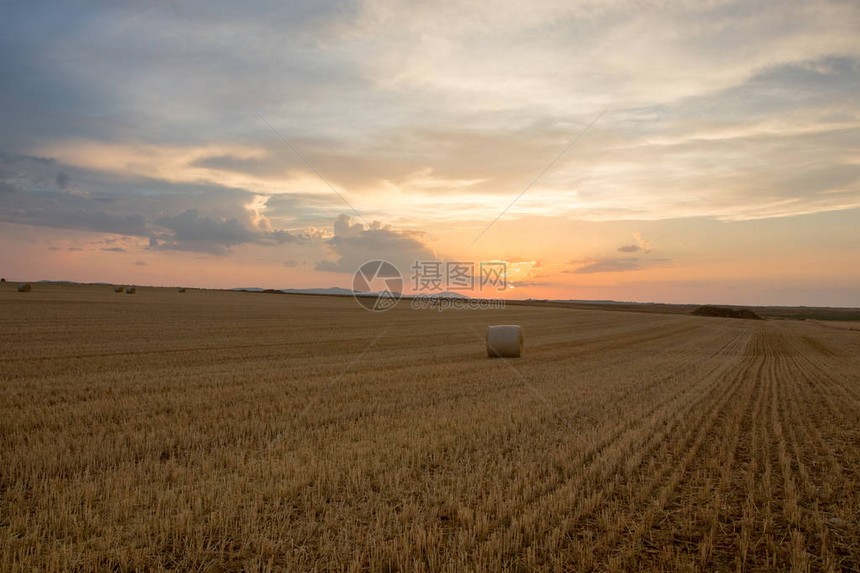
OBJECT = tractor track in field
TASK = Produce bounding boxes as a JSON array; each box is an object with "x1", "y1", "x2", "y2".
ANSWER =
[{"x1": 444, "y1": 327, "x2": 753, "y2": 565}]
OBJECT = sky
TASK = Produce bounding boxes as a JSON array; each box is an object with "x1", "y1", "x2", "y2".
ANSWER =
[{"x1": 1, "y1": 0, "x2": 859, "y2": 306}]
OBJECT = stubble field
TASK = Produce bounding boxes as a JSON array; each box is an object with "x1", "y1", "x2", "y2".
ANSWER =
[{"x1": 1, "y1": 283, "x2": 858, "y2": 571}]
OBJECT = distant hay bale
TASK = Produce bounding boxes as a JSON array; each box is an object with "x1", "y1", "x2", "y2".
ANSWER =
[
  {"x1": 126, "y1": 287, "x2": 136, "y2": 294},
  {"x1": 177, "y1": 287, "x2": 186, "y2": 293},
  {"x1": 1, "y1": 277, "x2": 5, "y2": 282},
  {"x1": 18, "y1": 283, "x2": 32, "y2": 293},
  {"x1": 114, "y1": 285, "x2": 124, "y2": 293},
  {"x1": 486, "y1": 325, "x2": 523, "y2": 358}
]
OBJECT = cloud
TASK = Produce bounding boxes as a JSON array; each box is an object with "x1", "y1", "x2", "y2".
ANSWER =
[
  {"x1": 568, "y1": 256, "x2": 670, "y2": 274},
  {"x1": 155, "y1": 209, "x2": 256, "y2": 248},
  {"x1": 0, "y1": 186, "x2": 151, "y2": 236},
  {"x1": 632, "y1": 232, "x2": 652, "y2": 253},
  {"x1": 152, "y1": 209, "x2": 301, "y2": 253},
  {"x1": 283, "y1": 260, "x2": 299, "y2": 267},
  {"x1": 259, "y1": 229, "x2": 299, "y2": 246},
  {"x1": 615, "y1": 232, "x2": 653, "y2": 253},
  {"x1": 134, "y1": 260, "x2": 147, "y2": 266},
  {"x1": 569, "y1": 258, "x2": 645, "y2": 274},
  {"x1": 101, "y1": 247, "x2": 126, "y2": 252},
  {"x1": 56, "y1": 172, "x2": 70, "y2": 190},
  {"x1": 315, "y1": 214, "x2": 437, "y2": 274},
  {"x1": 0, "y1": 0, "x2": 859, "y2": 305},
  {"x1": 512, "y1": 280, "x2": 561, "y2": 288},
  {"x1": 0, "y1": 154, "x2": 151, "y2": 236},
  {"x1": 0, "y1": 153, "x2": 306, "y2": 254},
  {"x1": 4, "y1": 40, "x2": 860, "y2": 231}
]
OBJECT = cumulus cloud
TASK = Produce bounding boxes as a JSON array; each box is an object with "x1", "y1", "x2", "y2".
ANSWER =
[
  {"x1": 155, "y1": 210, "x2": 256, "y2": 249},
  {"x1": 0, "y1": 188, "x2": 151, "y2": 237},
  {"x1": 0, "y1": 153, "x2": 307, "y2": 254},
  {"x1": 259, "y1": 229, "x2": 299, "y2": 245},
  {"x1": 315, "y1": 214, "x2": 437, "y2": 274},
  {"x1": 151, "y1": 209, "x2": 302, "y2": 254},
  {"x1": 0, "y1": 154, "x2": 154, "y2": 237}
]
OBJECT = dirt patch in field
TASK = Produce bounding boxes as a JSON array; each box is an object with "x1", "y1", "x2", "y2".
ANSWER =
[{"x1": 692, "y1": 305, "x2": 763, "y2": 320}]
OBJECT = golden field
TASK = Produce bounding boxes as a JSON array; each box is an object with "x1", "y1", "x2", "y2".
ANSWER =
[{"x1": 1, "y1": 283, "x2": 858, "y2": 571}]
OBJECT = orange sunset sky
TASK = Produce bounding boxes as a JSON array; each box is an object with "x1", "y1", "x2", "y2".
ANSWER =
[{"x1": 1, "y1": 1, "x2": 859, "y2": 306}]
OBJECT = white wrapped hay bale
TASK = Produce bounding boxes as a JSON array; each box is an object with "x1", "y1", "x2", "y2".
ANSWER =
[
  {"x1": 18, "y1": 283, "x2": 32, "y2": 292},
  {"x1": 486, "y1": 325, "x2": 523, "y2": 358}
]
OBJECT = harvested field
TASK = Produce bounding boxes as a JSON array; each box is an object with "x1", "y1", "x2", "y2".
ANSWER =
[{"x1": 1, "y1": 283, "x2": 858, "y2": 571}]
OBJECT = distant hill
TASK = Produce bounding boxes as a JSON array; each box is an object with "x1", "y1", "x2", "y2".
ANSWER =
[{"x1": 692, "y1": 305, "x2": 763, "y2": 320}]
